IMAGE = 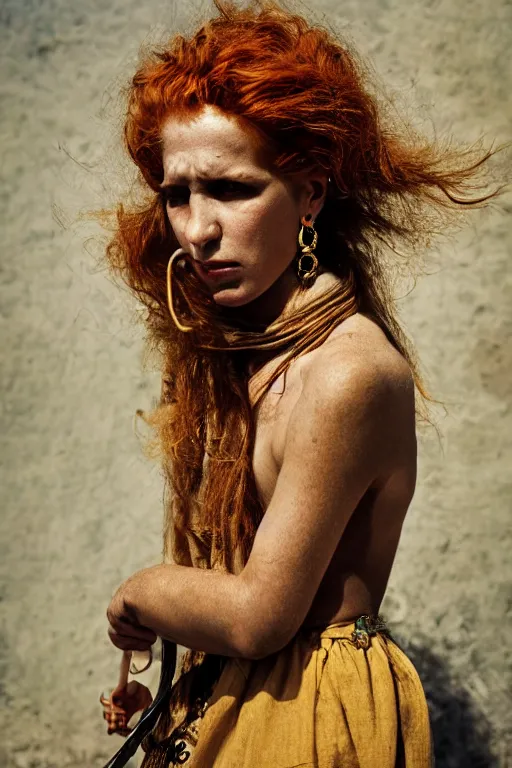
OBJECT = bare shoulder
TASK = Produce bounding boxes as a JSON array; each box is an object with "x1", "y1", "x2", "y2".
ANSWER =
[
  {"x1": 266, "y1": 312, "x2": 416, "y2": 475},
  {"x1": 305, "y1": 314, "x2": 413, "y2": 396},
  {"x1": 269, "y1": 314, "x2": 416, "y2": 491}
]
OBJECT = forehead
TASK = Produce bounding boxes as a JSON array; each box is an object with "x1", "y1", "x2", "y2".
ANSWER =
[{"x1": 160, "y1": 105, "x2": 272, "y2": 181}]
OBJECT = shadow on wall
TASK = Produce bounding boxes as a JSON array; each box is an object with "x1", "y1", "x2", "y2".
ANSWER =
[{"x1": 394, "y1": 633, "x2": 497, "y2": 768}]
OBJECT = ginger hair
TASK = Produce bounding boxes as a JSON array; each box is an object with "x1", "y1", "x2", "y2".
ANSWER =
[{"x1": 95, "y1": 0, "x2": 504, "y2": 580}]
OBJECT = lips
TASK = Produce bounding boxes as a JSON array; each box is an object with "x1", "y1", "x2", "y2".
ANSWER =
[
  {"x1": 194, "y1": 261, "x2": 242, "y2": 284},
  {"x1": 202, "y1": 261, "x2": 240, "y2": 271}
]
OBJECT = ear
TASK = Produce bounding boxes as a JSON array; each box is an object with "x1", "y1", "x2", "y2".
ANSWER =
[{"x1": 301, "y1": 171, "x2": 329, "y2": 221}]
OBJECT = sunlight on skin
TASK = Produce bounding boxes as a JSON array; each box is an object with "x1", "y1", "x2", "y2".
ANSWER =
[{"x1": 160, "y1": 105, "x2": 330, "y2": 326}]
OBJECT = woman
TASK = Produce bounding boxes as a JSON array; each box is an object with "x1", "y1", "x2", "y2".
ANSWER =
[{"x1": 98, "y1": 1, "x2": 501, "y2": 765}]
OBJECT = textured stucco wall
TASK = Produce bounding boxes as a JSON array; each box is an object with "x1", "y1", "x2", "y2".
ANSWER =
[{"x1": 1, "y1": 1, "x2": 510, "y2": 765}]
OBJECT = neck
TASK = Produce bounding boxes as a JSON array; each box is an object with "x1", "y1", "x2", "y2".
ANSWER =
[
  {"x1": 221, "y1": 264, "x2": 300, "y2": 330},
  {"x1": 224, "y1": 267, "x2": 343, "y2": 377}
]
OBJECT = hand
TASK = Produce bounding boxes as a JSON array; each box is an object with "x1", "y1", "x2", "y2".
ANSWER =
[
  {"x1": 100, "y1": 680, "x2": 154, "y2": 736},
  {"x1": 106, "y1": 579, "x2": 157, "y2": 652}
]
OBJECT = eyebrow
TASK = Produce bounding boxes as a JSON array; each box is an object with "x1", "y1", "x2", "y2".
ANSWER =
[{"x1": 159, "y1": 171, "x2": 258, "y2": 189}]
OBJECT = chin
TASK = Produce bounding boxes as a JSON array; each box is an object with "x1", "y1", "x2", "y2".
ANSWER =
[
  {"x1": 210, "y1": 281, "x2": 266, "y2": 308},
  {"x1": 212, "y1": 292, "x2": 254, "y2": 308}
]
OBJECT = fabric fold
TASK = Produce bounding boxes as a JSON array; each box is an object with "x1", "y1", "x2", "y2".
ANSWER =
[{"x1": 140, "y1": 616, "x2": 433, "y2": 768}]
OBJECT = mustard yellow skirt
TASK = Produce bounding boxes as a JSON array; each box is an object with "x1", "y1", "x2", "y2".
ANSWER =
[{"x1": 140, "y1": 616, "x2": 434, "y2": 768}]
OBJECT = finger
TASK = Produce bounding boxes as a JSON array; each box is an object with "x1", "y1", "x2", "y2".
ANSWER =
[
  {"x1": 107, "y1": 631, "x2": 154, "y2": 653},
  {"x1": 108, "y1": 627, "x2": 151, "y2": 653},
  {"x1": 122, "y1": 623, "x2": 157, "y2": 643},
  {"x1": 107, "y1": 625, "x2": 153, "y2": 645},
  {"x1": 107, "y1": 616, "x2": 157, "y2": 644},
  {"x1": 108, "y1": 638, "x2": 153, "y2": 653}
]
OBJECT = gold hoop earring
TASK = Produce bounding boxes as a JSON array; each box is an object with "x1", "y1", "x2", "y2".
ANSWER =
[
  {"x1": 166, "y1": 249, "x2": 194, "y2": 332},
  {"x1": 296, "y1": 216, "x2": 319, "y2": 287}
]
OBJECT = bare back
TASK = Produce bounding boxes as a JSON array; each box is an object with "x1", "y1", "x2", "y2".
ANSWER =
[{"x1": 248, "y1": 309, "x2": 417, "y2": 629}]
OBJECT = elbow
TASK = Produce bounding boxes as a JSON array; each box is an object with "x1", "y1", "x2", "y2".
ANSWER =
[
  {"x1": 238, "y1": 631, "x2": 290, "y2": 661},
  {"x1": 235, "y1": 577, "x2": 301, "y2": 660},
  {"x1": 250, "y1": 624, "x2": 296, "y2": 660},
  {"x1": 236, "y1": 609, "x2": 296, "y2": 661}
]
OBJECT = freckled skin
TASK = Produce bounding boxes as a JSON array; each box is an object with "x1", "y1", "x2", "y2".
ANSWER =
[
  {"x1": 246, "y1": 315, "x2": 417, "y2": 639},
  {"x1": 160, "y1": 105, "x2": 329, "y2": 325}
]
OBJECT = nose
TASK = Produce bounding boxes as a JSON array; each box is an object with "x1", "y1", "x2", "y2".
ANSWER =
[{"x1": 185, "y1": 194, "x2": 221, "y2": 253}]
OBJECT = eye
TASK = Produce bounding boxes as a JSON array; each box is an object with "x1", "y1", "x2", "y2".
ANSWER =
[
  {"x1": 163, "y1": 186, "x2": 189, "y2": 207},
  {"x1": 162, "y1": 180, "x2": 256, "y2": 208},
  {"x1": 209, "y1": 180, "x2": 255, "y2": 199}
]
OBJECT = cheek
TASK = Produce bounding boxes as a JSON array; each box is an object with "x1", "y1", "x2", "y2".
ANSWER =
[
  {"x1": 164, "y1": 206, "x2": 175, "y2": 229},
  {"x1": 239, "y1": 197, "x2": 298, "y2": 248},
  {"x1": 166, "y1": 209, "x2": 186, "y2": 243},
  {"x1": 262, "y1": 202, "x2": 299, "y2": 263}
]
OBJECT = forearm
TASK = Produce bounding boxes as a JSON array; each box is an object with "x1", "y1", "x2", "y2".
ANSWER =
[{"x1": 125, "y1": 563, "x2": 254, "y2": 658}]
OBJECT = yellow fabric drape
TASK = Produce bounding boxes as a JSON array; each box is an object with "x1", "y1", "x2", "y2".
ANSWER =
[{"x1": 140, "y1": 619, "x2": 434, "y2": 768}]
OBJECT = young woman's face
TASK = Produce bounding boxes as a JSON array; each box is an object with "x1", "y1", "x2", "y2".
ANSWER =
[{"x1": 160, "y1": 105, "x2": 324, "y2": 310}]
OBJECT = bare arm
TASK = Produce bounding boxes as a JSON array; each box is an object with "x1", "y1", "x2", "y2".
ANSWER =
[
  {"x1": 237, "y1": 351, "x2": 407, "y2": 657},
  {"x1": 123, "y1": 562, "x2": 253, "y2": 658}
]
